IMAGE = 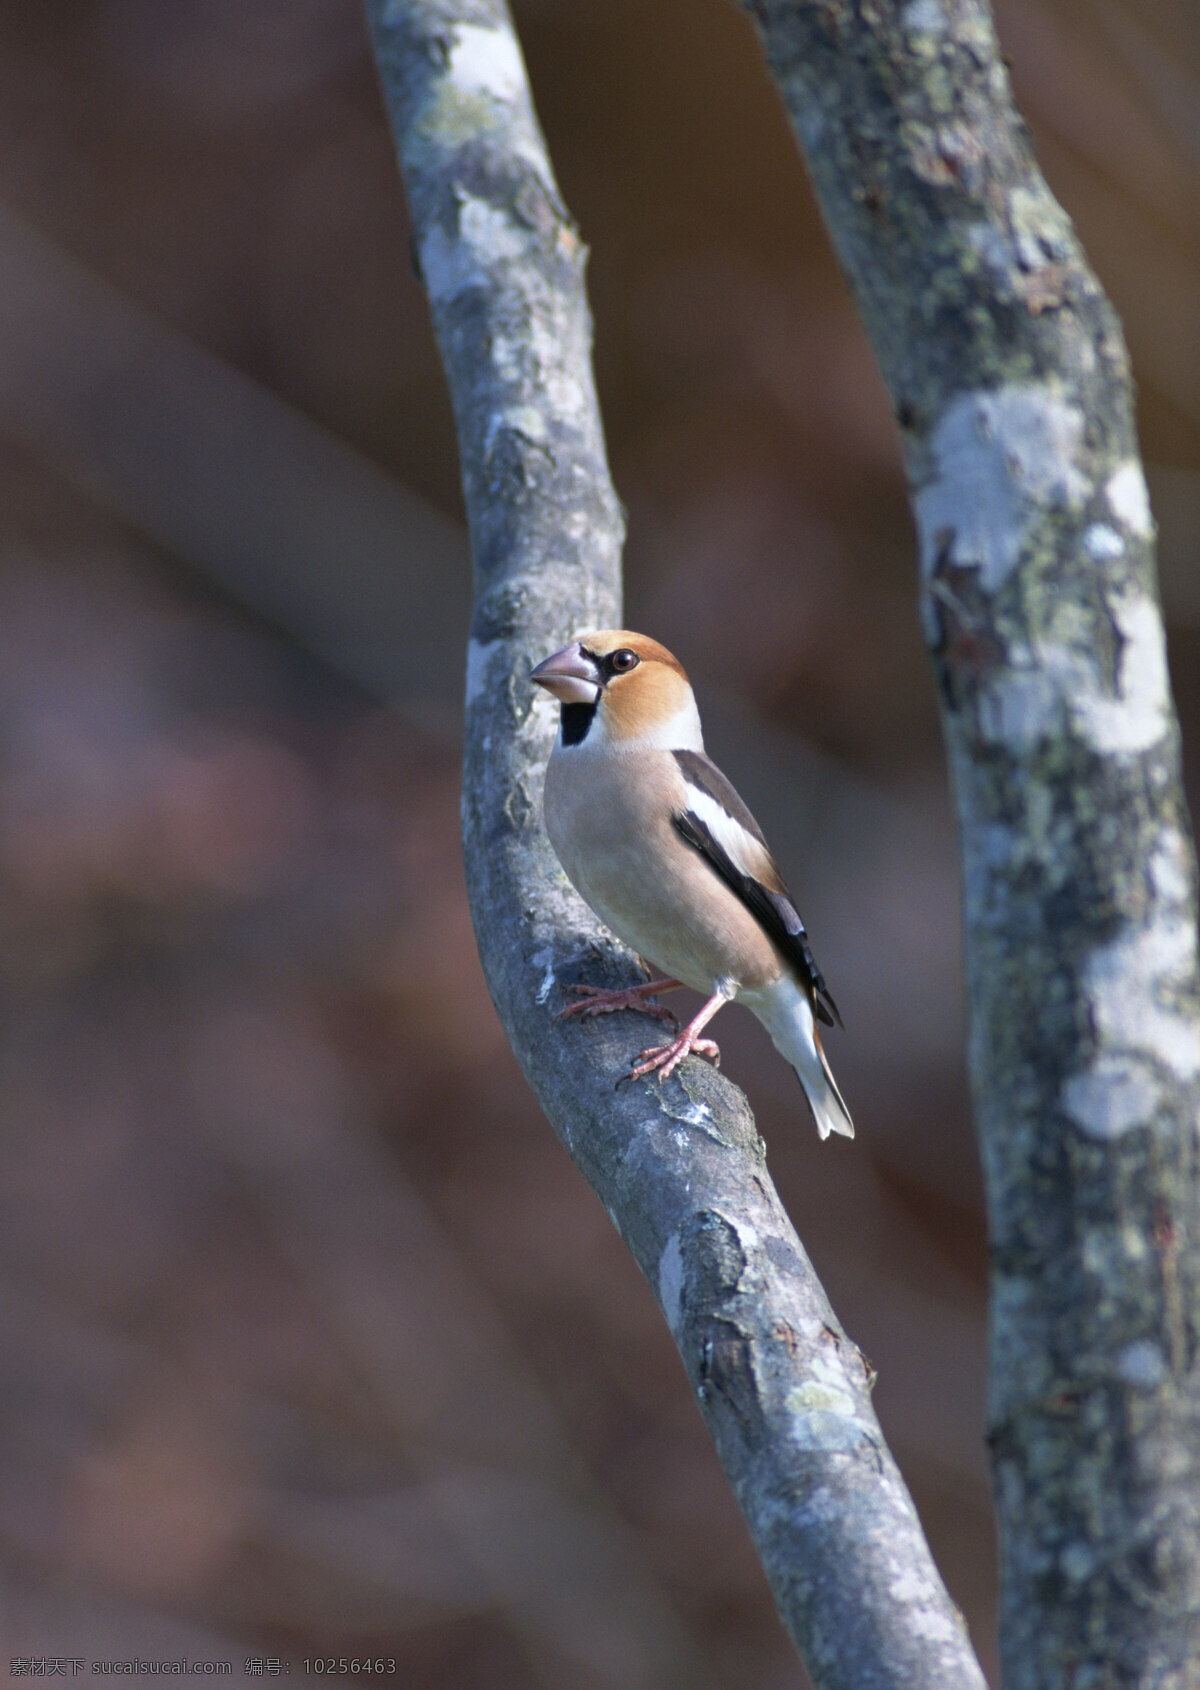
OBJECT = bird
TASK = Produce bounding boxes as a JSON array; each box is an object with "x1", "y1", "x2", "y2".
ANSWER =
[{"x1": 530, "y1": 630, "x2": 853, "y2": 1140}]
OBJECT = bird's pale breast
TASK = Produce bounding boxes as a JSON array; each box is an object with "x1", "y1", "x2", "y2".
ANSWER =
[{"x1": 542, "y1": 743, "x2": 785, "y2": 995}]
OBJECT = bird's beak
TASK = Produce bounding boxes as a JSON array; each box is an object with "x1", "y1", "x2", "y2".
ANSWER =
[{"x1": 530, "y1": 642, "x2": 601, "y2": 705}]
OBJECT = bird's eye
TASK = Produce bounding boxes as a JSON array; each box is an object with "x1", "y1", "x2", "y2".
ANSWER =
[{"x1": 608, "y1": 649, "x2": 640, "y2": 675}]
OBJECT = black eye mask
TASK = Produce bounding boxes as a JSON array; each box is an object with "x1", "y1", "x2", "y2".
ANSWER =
[{"x1": 581, "y1": 646, "x2": 641, "y2": 683}]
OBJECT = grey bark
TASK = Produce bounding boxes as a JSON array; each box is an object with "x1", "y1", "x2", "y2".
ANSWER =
[
  {"x1": 364, "y1": 2, "x2": 987, "y2": 1686},
  {"x1": 741, "y1": 2, "x2": 1200, "y2": 1686}
]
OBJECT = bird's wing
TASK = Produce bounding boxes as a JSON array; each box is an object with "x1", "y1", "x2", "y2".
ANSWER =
[{"x1": 670, "y1": 749, "x2": 842, "y2": 1028}]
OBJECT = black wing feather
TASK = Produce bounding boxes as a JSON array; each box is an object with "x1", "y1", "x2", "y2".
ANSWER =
[{"x1": 671, "y1": 803, "x2": 842, "y2": 1030}]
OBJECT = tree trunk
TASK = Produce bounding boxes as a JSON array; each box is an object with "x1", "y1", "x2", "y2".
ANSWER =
[{"x1": 742, "y1": 2, "x2": 1200, "y2": 1684}]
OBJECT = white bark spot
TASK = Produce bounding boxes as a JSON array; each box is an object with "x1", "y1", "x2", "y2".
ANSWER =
[
  {"x1": 658, "y1": 1232, "x2": 684, "y2": 1334},
  {"x1": 914, "y1": 1607, "x2": 965, "y2": 1646},
  {"x1": 965, "y1": 221, "x2": 1012, "y2": 278},
  {"x1": 1121, "y1": 1222, "x2": 1150, "y2": 1262},
  {"x1": 796, "y1": 1485, "x2": 838, "y2": 1524},
  {"x1": 1150, "y1": 830, "x2": 1192, "y2": 905},
  {"x1": 418, "y1": 23, "x2": 547, "y2": 177},
  {"x1": 978, "y1": 594, "x2": 1169, "y2": 754},
  {"x1": 785, "y1": 1381, "x2": 855, "y2": 1417},
  {"x1": 901, "y1": 0, "x2": 948, "y2": 33},
  {"x1": 784, "y1": 1405, "x2": 869, "y2": 1452},
  {"x1": 465, "y1": 637, "x2": 498, "y2": 707},
  {"x1": 490, "y1": 405, "x2": 548, "y2": 447},
  {"x1": 528, "y1": 314, "x2": 589, "y2": 425},
  {"x1": 732, "y1": 1215, "x2": 759, "y2": 1252},
  {"x1": 1106, "y1": 460, "x2": 1154, "y2": 538},
  {"x1": 915, "y1": 386, "x2": 1088, "y2": 591},
  {"x1": 662, "y1": 1098, "x2": 718, "y2": 1134},
  {"x1": 421, "y1": 195, "x2": 529, "y2": 304},
  {"x1": 1070, "y1": 593, "x2": 1169, "y2": 754},
  {"x1": 1084, "y1": 523, "x2": 1124, "y2": 560},
  {"x1": 1061, "y1": 1542, "x2": 1096, "y2": 1583},
  {"x1": 978, "y1": 667, "x2": 1062, "y2": 748},
  {"x1": 1083, "y1": 914, "x2": 1200, "y2": 1081},
  {"x1": 1083, "y1": 1224, "x2": 1148, "y2": 1275},
  {"x1": 488, "y1": 333, "x2": 522, "y2": 383},
  {"x1": 1117, "y1": 1340, "x2": 1166, "y2": 1388},
  {"x1": 447, "y1": 23, "x2": 526, "y2": 101},
  {"x1": 886, "y1": 1565, "x2": 935, "y2": 1604},
  {"x1": 529, "y1": 945, "x2": 557, "y2": 1005},
  {"x1": 885, "y1": 1567, "x2": 962, "y2": 1643},
  {"x1": 1063, "y1": 1057, "x2": 1163, "y2": 1139},
  {"x1": 459, "y1": 192, "x2": 526, "y2": 264}
]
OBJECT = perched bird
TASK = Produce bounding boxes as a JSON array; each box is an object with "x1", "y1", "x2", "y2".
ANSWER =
[{"x1": 530, "y1": 630, "x2": 853, "y2": 1140}]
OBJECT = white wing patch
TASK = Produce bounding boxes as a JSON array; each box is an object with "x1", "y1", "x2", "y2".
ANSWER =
[{"x1": 681, "y1": 781, "x2": 770, "y2": 880}]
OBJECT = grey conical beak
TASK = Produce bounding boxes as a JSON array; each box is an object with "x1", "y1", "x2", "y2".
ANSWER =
[{"x1": 530, "y1": 642, "x2": 601, "y2": 705}]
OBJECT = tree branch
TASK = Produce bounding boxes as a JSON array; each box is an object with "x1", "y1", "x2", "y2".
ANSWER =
[
  {"x1": 364, "y1": 2, "x2": 987, "y2": 1685},
  {"x1": 741, "y1": 1, "x2": 1200, "y2": 1684}
]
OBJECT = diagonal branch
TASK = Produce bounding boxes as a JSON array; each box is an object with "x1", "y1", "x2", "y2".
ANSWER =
[
  {"x1": 364, "y1": 1, "x2": 987, "y2": 1686},
  {"x1": 741, "y1": 1, "x2": 1200, "y2": 1685}
]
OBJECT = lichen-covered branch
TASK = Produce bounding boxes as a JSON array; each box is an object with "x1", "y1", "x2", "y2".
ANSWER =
[
  {"x1": 742, "y1": 2, "x2": 1200, "y2": 1685},
  {"x1": 363, "y1": 2, "x2": 987, "y2": 1685}
]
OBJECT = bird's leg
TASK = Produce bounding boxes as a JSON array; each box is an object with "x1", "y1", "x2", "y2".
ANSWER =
[
  {"x1": 624, "y1": 986, "x2": 732, "y2": 1084},
  {"x1": 558, "y1": 977, "x2": 682, "y2": 1027}
]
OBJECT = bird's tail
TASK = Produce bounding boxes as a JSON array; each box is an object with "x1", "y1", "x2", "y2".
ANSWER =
[
  {"x1": 800, "y1": 1035, "x2": 855, "y2": 1141},
  {"x1": 752, "y1": 976, "x2": 854, "y2": 1140}
]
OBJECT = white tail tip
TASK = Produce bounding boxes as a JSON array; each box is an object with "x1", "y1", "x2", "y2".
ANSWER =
[{"x1": 804, "y1": 1045, "x2": 855, "y2": 1140}]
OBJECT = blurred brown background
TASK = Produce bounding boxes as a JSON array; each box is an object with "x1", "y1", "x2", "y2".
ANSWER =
[{"x1": 0, "y1": 1, "x2": 1196, "y2": 1685}]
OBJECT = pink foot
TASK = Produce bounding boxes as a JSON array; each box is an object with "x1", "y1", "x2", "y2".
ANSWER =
[
  {"x1": 620, "y1": 985, "x2": 732, "y2": 1085},
  {"x1": 558, "y1": 979, "x2": 681, "y2": 1027},
  {"x1": 626, "y1": 1031, "x2": 721, "y2": 1084}
]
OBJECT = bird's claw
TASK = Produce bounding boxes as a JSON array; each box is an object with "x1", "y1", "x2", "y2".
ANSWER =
[
  {"x1": 623, "y1": 1033, "x2": 721, "y2": 1085},
  {"x1": 558, "y1": 983, "x2": 679, "y2": 1028}
]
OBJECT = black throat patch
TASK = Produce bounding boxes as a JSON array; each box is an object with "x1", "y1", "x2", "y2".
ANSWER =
[{"x1": 560, "y1": 700, "x2": 598, "y2": 747}]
